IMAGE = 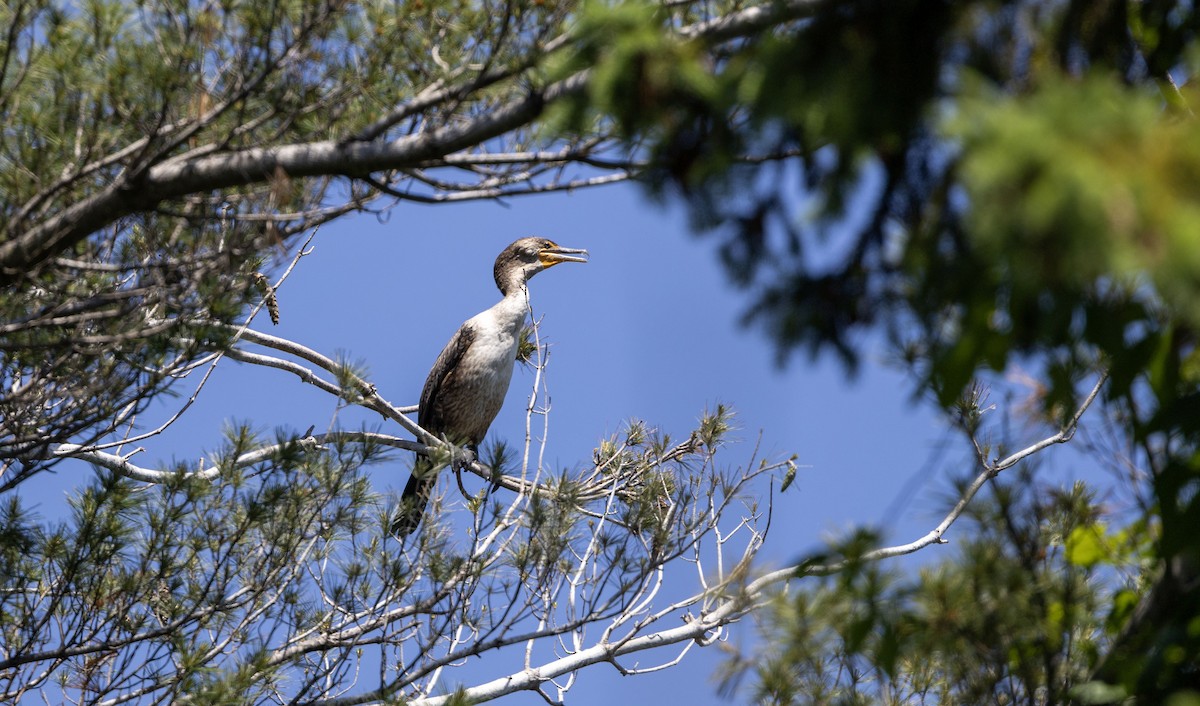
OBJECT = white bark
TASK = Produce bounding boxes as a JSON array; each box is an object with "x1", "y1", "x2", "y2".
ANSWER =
[{"x1": 0, "y1": 0, "x2": 822, "y2": 281}]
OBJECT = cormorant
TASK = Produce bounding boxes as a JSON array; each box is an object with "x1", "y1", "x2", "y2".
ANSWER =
[{"x1": 391, "y1": 237, "x2": 588, "y2": 538}]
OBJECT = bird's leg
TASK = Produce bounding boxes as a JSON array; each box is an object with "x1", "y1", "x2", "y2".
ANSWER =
[{"x1": 449, "y1": 443, "x2": 480, "y2": 502}]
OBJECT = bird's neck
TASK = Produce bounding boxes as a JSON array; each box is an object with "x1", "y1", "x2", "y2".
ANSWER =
[{"x1": 488, "y1": 284, "x2": 530, "y2": 332}]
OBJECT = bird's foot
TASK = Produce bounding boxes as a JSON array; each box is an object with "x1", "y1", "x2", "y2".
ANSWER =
[{"x1": 451, "y1": 445, "x2": 476, "y2": 470}]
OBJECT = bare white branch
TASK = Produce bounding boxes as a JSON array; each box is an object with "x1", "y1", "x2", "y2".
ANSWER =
[{"x1": 801, "y1": 371, "x2": 1109, "y2": 573}]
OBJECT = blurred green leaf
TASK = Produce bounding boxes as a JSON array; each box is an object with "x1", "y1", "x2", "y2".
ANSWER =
[{"x1": 1065, "y1": 522, "x2": 1108, "y2": 568}]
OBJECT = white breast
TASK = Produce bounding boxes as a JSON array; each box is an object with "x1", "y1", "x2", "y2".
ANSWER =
[{"x1": 449, "y1": 290, "x2": 529, "y2": 434}]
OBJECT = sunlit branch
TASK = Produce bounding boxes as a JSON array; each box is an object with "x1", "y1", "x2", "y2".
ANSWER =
[
  {"x1": 677, "y1": 0, "x2": 820, "y2": 41},
  {"x1": 800, "y1": 371, "x2": 1110, "y2": 574},
  {"x1": 0, "y1": 0, "x2": 823, "y2": 282},
  {"x1": 82, "y1": 231, "x2": 318, "y2": 454},
  {"x1": 380, "y1": 172, "x2": 634, "y2": 205},
  {"x1": 53, "y1": 431, "x2": 419, "y2": 483},
  {"x1": 361, "y1": 373, "x2": 1108, "y2": 706}
]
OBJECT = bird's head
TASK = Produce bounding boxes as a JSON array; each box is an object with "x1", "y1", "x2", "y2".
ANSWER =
[{"x1": 494, "y1": 237, "x2": 588, "y2": 294}]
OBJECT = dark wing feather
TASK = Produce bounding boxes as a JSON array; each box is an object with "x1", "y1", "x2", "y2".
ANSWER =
[
  {"x1": 392, "y1": 323, "x2": 476, "y2": 538},
  {"x1": 418, "y1": 323, "x2": 475, "y2": 432}
]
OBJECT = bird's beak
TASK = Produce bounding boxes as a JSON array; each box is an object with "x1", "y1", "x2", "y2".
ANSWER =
[{"x1": 539, "y1": 245, "x2": 589, "y2": 267}]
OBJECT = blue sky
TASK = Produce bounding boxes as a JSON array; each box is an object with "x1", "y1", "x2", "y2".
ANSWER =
[{"x1": 29, "y1": 180, "x2": 1097, "y2": 704}]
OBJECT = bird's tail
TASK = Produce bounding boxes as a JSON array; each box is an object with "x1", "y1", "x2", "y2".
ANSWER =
[{"x1": 391, "y1": 455, "x2": 437, "y2": 538}]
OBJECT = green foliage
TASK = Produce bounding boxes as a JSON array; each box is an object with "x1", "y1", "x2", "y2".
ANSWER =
[
  {"x1": 332, "y1": 353, "x2": 375, "y2": 404},
  {"x1": 734, "y1": 477, "x2": 1119, "y2": 704},
  {"x1": 0, "y1": 0, "x2": 579, "y2": 477},
  {"x1": 8, "y1": 0, "x2": 1200, "y2": 701},
  {"x1": 550, "y1": 0, "x2": 719, "y2": 136},
  {"x1": 1072, "y1": 679, "x2": 1132, "y2": 705},
  {"x1": 573, "y1": 0, "x2": 1200, "y2": 410},
  {"x1": 1065, "y1": 522, "x2": 1111, "y2": 568},
  {"x1": 0, "y1": 425, "x2": 379, "y2": 702},
  {"x1": 941, "y1": 74, "x2": 1200, "y2": 385},
  {"x1": 516, "y1": 323, "x2": 540, "y2": 367},
  {"x1": 697, "y1": 402, "x2": 734, "y2": 450},
  {"x1": 728, "y1": 0, "x2": 953, "y2": 202},
  {"x1": 549, "y1": 0, "x2": 749, "y2": 203},
  {"x1": 567, "y1": 3, "x2": 1200, "y2": 695}
]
